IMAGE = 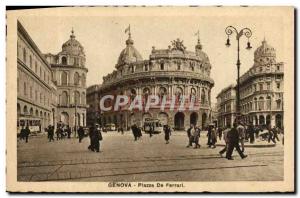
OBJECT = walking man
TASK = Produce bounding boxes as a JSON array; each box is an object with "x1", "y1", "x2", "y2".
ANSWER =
[
  {"x1": 237, "y1": 122, "x2": 246, "y2": 152},
  {"x1": 164, "y1": 125, "x2": 171, "y2": 144},
  {"x1": 78, "y1": 126, "x2": 85, "y2": 143},
  {"x1": 226, "y1": 122, "x2": 247, "y2": 160},
  {"x1": 186, "y1": 124, "x2": 195, "y2": 148},
  {"x1": 193, "y1": 126, "x2": 201, "y2": 149},
  {"x1": 219, "y1": 124, "x2": 230, "y2": 157},
  {"x1": 24, "y1": 125, "x2": 30, "y2": 143},
  {"x1": 186, "y1": 125, "x2": 192, "y2": 147}
]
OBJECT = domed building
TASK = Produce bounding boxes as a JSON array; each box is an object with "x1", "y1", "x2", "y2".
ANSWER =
[
  {"x1": 239, "y1": 39, "x2": 284, "y2": 128},
  {"x1": 45, "y1": 29, "x2": 88, "y2": 129},
  {"x1": 97, "y1": 32, "x2": 214, "y2": 130}
]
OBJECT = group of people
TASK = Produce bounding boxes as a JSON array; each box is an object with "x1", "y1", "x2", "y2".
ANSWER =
[
  {"x1": 218, "y1": 122, "x2": 248, "y2": 160},
  {"x1": 45, "y1": 125, "x2": 72, "y2": 141},
  {"x1": 186, "y1": 124, "x2": 218, "y2": 149}
]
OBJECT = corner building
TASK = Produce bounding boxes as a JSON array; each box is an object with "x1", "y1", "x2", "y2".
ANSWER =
[
  {"x1": 239, "y1": 39, "x2": 284, "y2": 128},
  {"x1": 45, "y1": 30, "x2": 88, "y2": 129},
  {"x1": 99, "y1": 34, "x2": 214, "y2": 130},
  {"x1": 17, "y1": 21, "x2": 56, "y2": 132}
]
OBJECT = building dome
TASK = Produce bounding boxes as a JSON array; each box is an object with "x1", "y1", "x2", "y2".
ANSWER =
[
  {"x1": 254, "y1": 39, "x2": 276, "y2": 64},
  {"x1": 116, "y1": 35, "x2": 143, "y2": 67},
  {"x1": 195, "y1": 39, "x2": 210, "y2": 63},
  {"x1": 61, "y1": 29, "x2": 85, "y2": 56}
]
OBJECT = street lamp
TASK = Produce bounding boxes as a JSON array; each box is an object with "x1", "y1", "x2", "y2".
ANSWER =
[{"x1": 225, "y1": 26, "x2": 253, "y2": 122}]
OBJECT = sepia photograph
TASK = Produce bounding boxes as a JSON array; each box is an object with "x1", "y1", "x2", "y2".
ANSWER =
[{"x1": 6, "y1": 6, "x2": 294, "y2": 192}]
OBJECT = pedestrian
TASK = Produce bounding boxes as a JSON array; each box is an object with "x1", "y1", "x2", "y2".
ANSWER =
[
  {"x1": 237, "y1": 122, "x2": 246, "y2": 152},
  {"x1": 210, "y1": 125, "x2": 217, "y2": 148},
  {"x1": 149, "y1": 123, "x2": 154, "y2": 138},
  {"x1": 186, "y1": 124, "x2": 195, "y2": 148},
  {"x1": 267, "y1": 125, "x2": 276, "y2": 144},
  {"x1": 67, "y1": 125, "x2": 72, "y2": 139},
  {"x1": 219, "y1": 125, "x2": 230, "y2": 157},
  {"x1": 164, "y1": 125, "x2": 171, "y2": 144},
  {"x1": 131, "y1": 124, "x2": 138, "y2": 141},
  {"x1": 248, "y1": 123, "x2": 255, "y2": 144},
  {"x1": 218, "y1": 127, "x2": 223, "y2": 141},
  {"x1": 78, "y1": 126, "x2": 85, "y2": 143},
  {"x1": 24, "y1": 125, "x2": 30, "y2": 143},
  {"x1": 92, "y1": 124, "x2": 102, "y2": 152},
  {"x1": 49, "y1": 125, "x2": 55, "y2": 142},
  {"x1": 207, "y1": 126, "x2": 212, "y2": 147},
  {"x1": 193, "y1": 126, "x2": 201, "y2": 148},
  {"x1": 19, "y1": 126, "x2": 26, "y2": 141},
  {"x1": 272, "y1": 126, "x2": 280, "y2": 142},
  {"x1": 226, "y1": 122, "x2": 247, "y2": 160},
  {"x1": 88, "y1": 125, "x2": 94, "y2": 151},
  {"x1": 186, "y1": 125, "x2": 193, "y2": 147}
]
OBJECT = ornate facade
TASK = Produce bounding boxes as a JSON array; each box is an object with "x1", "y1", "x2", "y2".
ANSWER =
[
  {"x1": 216, "y1": 39, "x2": 284, "y2": 129},
  {"x1": 239, "y1": 39, "x2": 284, "y2": 128},
  {"x1": 44, "y1": 30, "x2": 88, "y2": 129},
  {"x1": 97, "y1": 33, "x2": 214, "y2": 130},
  {"x1": 17, "y1": 21, "x2": 56, "y2": 133}
]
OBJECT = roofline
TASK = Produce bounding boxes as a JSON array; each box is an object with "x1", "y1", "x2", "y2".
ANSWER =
[{"x1": 17, "y1": 20, "x2": 52, "y2": 71}]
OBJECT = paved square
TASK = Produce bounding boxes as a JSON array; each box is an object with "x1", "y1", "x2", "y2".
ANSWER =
[{"x1": 17, "y1": 131, "x2": 283, "y2": 181}]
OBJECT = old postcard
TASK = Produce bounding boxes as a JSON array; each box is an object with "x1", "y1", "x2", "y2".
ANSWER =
[{"x1": 6, "y1": 6, "x2": 294, "y2": 192}]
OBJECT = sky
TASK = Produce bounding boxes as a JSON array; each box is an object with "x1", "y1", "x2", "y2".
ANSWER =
[{"x1": 18, "y1": 8, "x2": 285, "y2": 104}]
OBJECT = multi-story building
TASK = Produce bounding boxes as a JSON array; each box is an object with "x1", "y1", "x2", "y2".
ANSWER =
[
  {"x1": 216, "y1": 39, "x2": 284, "y2": 129},
  {"x1": 216, "y1": 84, "x2": 236, "y2": 128},
  {"x1": 17, "y1": 21, "x2": 55, "y2": 133},
  {"x1": 239, "y1": 39, "x2": 284, "y2": 128},
  {"x1": 86, "y1": 84, "x2": 101, "y2": 127},
  {"x1": 44, "y1": 29, "x2": 88, "y2": 129},
  {"x1": 97, "y1": 32, "x2": 214, "y2": 130}
]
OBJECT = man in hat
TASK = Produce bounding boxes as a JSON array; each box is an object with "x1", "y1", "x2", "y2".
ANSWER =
[
  {"x1": 226, "y1": 122, "x2": 247, "y2": 160},
  {"x1": 237, "y1": 121, "x2": 246, "y2": 152}
]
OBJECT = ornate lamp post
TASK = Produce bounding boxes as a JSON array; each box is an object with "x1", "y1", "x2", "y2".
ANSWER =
[{"x1": 225, "y1": 26, "x2": 253, "y2": 121}]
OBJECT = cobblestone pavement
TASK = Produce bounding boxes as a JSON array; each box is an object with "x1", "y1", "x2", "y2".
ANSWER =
[{"x1": 17, "y1": 131, "x2": 284, "y2": 182}]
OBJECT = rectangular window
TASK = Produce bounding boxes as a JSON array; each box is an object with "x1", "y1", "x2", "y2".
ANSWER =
[
  {"x1": 35, "y1": 90, "x2": 38, "y2": 100},
  {"x1": 277, "y1": 83, "x2": 280, "y2": 89},
  {"x1": 30, "y1": 86, "x2": 32, "y2": 98},
  {"x1": 24, "y1": 82, "x2": 27, "y2": 96}
]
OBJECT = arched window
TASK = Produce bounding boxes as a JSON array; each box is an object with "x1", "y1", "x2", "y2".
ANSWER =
[
  {"x1": 144, "y1": 64, "x2": 148, "y2": 71},
  {"x1": 130, "y1": 89, "x2": 137, "y2": 101},
  {"x1": 201, "y1": 88, "x2": 206, "y2": 104},
  {"x1": 61, "y1": 71, "x2": 68, "y2": 85},
  {"x1": 23, "y1": 48, "x2": 26, "y2": 63},
  {"x1": 276, "y1": 99, "x2": 281, "y2": 109},
  {"x1": 81, "y1": 74, "x2": 86, "y2": 87},
  {"x1": 74, "y1": 91, "x2": 80, "y2": 105},
  {"x1": 74, "y1": 72, "x2": 80, "y2": 86},
  {"x1": 254, "y1": 98, "x2": 258, "y2": 110},
  {"x1": 23, "y1": 106, "x2": 28, "y2": 115},
  {"x1": 81, "y1": 92, "x2": 85, "y2": 104},
  {"x1": 61, "y1": 91, "x2": 68, "y2": 106},
  {"x1": 266, "y1": 96, "x2": 271, "y2": 110},
  {"x1": 62, "y1": 56, "x2": 67, "y2": 65},
  {"x1": 190, "y1": 88, "x2": 196, "y2": 101},
  {"x1": 258, "y1": 96, "x2": 264, "y2": 110},
  {"x1": 159, "y1": 87, "x2": 167, "y2": 101}
]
